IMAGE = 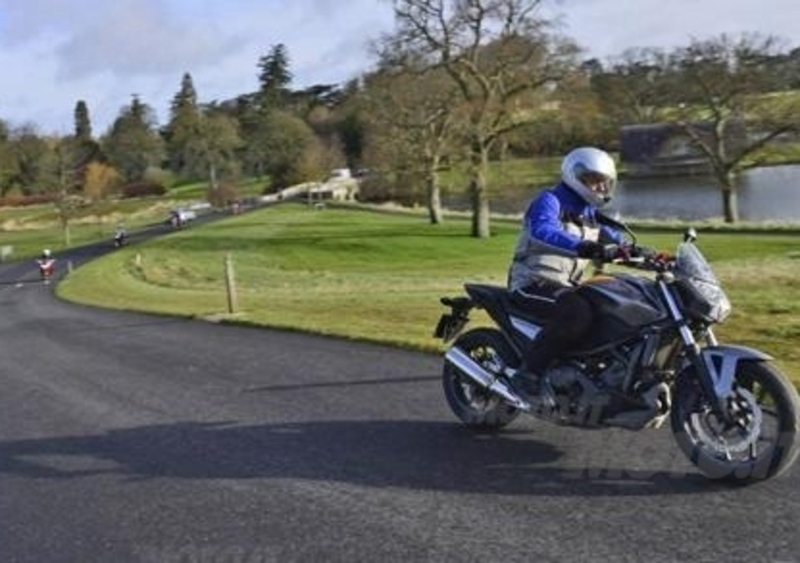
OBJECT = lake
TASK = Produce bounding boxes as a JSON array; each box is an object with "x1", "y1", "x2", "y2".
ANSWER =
[
  {"x1": 443, "y1": 164, "x2": 800, "y2": 222},
  {"x1": 613, "y1": 164, "x2": 800, "y2": 222}
]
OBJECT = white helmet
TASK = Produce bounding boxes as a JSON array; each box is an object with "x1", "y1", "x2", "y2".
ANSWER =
[
  {"x1": 42, "y1": 249, "x2": 51, "y2": 258},
  {"x1": 560, "y1": 147, "x2": 617, "y2": 207}
]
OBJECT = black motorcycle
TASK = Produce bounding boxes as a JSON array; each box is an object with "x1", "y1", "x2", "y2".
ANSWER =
[
  {"x1": 113, "y1": 231, "x2": 129, "y2": 247},
  {"x1": 435, "y1": 225, "x2": 800, "y2": 484}
]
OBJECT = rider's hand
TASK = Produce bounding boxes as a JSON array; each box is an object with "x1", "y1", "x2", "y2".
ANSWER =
[
  {"x1": 629, "y1": 246, "x2": 674, "y2": 268},
  {"x1": 576, "y1": 241, "x2": 603, "y2": 259},
  {"x1": 651, "y1": 251, "x2": 674, "y2": 268},
  {"x1": 576, "y1": 242, "x2": 629, "y2": 262},
  {"x1": 629, "y1": 245, "x2": 657, "y2": 259}
]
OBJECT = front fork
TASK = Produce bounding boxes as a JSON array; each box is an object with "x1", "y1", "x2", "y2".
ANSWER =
[
  {"x1": 659, "y1": 280, "x2": 770, "y2": 420},
  {"x1": 674, "y1": 325, "x2": 772, "y2": 425},
  {"x1": 685, "y1": 339, "x2": 772, "y2": 396}
]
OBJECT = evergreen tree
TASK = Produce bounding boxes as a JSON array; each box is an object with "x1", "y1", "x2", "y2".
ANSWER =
[
  {"x1": 103, "y1": 95, "x2": 164, "y2": 182},
  {"x1": 7, "y1": 126, "x2": 49, "y2": 195},
  {"x1": 257, "y1": 43, "x2": 292, "y2": 108},
  {"x1": 235, "y1": 95, "x2": 270, "y2": 178},
  {"x1": 71, "y1": 100, "x2": 102, "y2": 180},
  {"x1": 238, "y1": 45, "x2": 295, "y2": 177},
  {"x1": 74, "y1": 100, "x2": 92, "y2": 141},
  {"x1": 195, "y1": 110, "x2": 243, "y2": 191},
  {"x1": 165, "y1": 72, "x2": 202, "y2": 177},
  {"x1": 0, "y1": 119, "x2": 14, "y2": 195}
]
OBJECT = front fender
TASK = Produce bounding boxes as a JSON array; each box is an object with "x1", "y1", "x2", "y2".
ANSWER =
[{"x1": 696, "y1": 345, "x2": 773, "y2": 399}]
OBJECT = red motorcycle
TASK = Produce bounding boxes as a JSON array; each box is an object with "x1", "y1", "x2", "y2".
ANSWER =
[{"x1": 37, "y1": 257, "x2": 56, "y2": 283}]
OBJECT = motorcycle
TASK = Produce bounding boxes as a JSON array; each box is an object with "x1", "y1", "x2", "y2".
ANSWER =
[
  {"x1": 113, "y1": 231, "x2": 129, "y2": 247},
  {"x1": 435, "y1": 223, "x2": 800, "y2": 484},
  {"x1": 37, "y1": 257, "x2": 56, "y2": 284}
]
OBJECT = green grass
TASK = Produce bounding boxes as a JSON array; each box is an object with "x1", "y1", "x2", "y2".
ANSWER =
[
  {"x1": 435, "y1": 144, "x2": 800, "y2": 198},
  {"x1": 0, "y1": 198, "x2": 180, "y2": 259},
  {"x1": 57, "y1": 202, "x2": 800, "y2": 387},
  {"x1": 0, "y1": 179, "x2": 270, "y2": 261},
  {"x1": 2, "y1": 160, "x2": 798, "y2": 387},
  {"x1": 438, "y1": 155, "x2": 563, "y2": 193},
  {"x1": 167, "y1": 177, "x2": 269, "y2": 200},
  {"x1": 58, "y1": 203, "x2": 514, "y2": 339}
]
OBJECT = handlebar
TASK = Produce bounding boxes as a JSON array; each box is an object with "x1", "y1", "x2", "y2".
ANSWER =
[{"x1": 615, "y1": 252, "x2": 675, "y2": 273}]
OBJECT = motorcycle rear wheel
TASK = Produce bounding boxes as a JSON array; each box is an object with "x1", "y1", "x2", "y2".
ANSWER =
[
  {"x1": 671, "y1": 361, "x2": 800, "y2": 484},
  {"x1": 443, "y1": 328, "x2": 520, "y2": 430}
]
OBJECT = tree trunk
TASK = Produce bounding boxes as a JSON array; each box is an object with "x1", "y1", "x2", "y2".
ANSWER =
[
  {"x1": 722, "y1": 188, "x2": 739, "y2": 223},
  {"x1": 209, "y1": 163, "x2": 219, "y2": 190},
  {"x1": 427, "y1": 176, "x2": 443, "y2": 225},
  {"x1": 426, "y1": 158, "x2": 443, "y2": 225},
  {"x1": 469, "y1": 144, "x2": 491, "y2": 238},
  {"x1": 721, "y1": 171, "x2": 739, "y2": 223}
]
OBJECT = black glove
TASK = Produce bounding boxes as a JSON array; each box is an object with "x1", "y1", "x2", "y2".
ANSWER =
[
  {"x1": 576, "y1": 241, "x2": 628, "y2": 262},
  {"x1": 629, "y1": 245, "x2": 657, "y2": 259}
]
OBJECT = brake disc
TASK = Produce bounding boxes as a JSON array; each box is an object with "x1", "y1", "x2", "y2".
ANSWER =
[{"x1": 690, "y1": 388, "x2": 763, "y2": 456}]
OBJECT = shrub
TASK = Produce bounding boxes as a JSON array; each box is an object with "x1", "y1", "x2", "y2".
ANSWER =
[
  {"x1": 206, "y1": 183, "x2": 239, "y2": 208},
  {"x1": 143, "y1": 166, "x2": 178, "y2": 189},
  {"x1": 120, "y1": 182, "x2": 166, "y2": 199},
  {"x1": 0, "y1": 193, "x2": 56, "y2": 207},
  {"x1": 84, "y1": 162, "x2": 121, "y2": 200}
]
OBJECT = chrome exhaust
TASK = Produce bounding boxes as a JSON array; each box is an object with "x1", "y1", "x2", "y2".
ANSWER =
[{"x1": 444, "y1": 347, "x2": 530, "y2": 410}]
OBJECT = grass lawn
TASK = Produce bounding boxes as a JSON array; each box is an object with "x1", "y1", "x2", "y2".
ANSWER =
[
  {"x1": 57, "y1": 202, "x2": 800, "y2": 388},
  {"x1": 0, "y1": 198, "x2": 181, "y2": 259},
  {"x1": 0, "y1": 176, "x2": 269, "y2": 261}
]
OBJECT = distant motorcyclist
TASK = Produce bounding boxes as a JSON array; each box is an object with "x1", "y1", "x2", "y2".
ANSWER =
[
  {"x1": 36, "y1": 248, "x2": 56, "y2": 283},
  {"x1": 113, "y1": 224, "x2": 128, "y2": 247},
  {"x1": 506, "y1": 147, "x2": 655, "y2": 397},
  {"x1": 169, "y1": 210, "x2": 183, "y2": 229},
  {"x1": 37, "y1": 248, "x2": 54, "y2": 264}
]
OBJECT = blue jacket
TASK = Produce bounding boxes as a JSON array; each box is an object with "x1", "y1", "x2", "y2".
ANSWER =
[{"x1": 507, "y1": 183, "x2": 623, "y2": 290}]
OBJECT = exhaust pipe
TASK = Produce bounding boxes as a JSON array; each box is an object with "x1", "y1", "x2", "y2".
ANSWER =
[{"x1": 445, "y1": 347, "x2": 530, "y2": 411}]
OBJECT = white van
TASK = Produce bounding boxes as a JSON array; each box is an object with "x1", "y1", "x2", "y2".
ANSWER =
[{"x1": 168, "y1": 208, "x2": 197, "y2": 226}]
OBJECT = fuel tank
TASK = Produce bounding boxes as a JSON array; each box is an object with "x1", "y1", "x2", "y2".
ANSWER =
[{"x1": 575, "y1": 273, "x2": 668, "y2": 348}]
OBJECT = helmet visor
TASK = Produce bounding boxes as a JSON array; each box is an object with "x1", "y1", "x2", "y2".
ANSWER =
[{"x1": 578, "y1": 171, "x2": 614, "y2": 200}]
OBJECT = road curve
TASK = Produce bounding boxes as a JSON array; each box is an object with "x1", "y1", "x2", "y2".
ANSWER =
[{"x1": 0, "y1": 236, "x2": 797, "y2": 563}]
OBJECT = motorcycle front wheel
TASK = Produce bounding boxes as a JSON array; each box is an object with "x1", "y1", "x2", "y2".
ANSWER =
[
  {"x1": 671, "y1": 361, "x2": 800, "y2": 484},
  {"x1": 442, "y1": 328, "x2": 520, "y2": 430}
]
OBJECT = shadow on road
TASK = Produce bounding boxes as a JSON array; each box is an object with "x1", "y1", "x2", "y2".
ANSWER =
[
  {"x1": 242, "y1": 375, "x2": 440, "y2": 393},
  {"x1": 0, "y1": 419, "x2": 728, "y2": 496}
]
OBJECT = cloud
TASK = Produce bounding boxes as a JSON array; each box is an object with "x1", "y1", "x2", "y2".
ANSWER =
[
  {"x1": 0, "y1": 0, "x2": 397, "y2": 133},
  {"x1": 0, "y1": 0, "x2": 797, "y2": 134},
  {"x1": 56, "y1": 2, "x2": 245, "y2": 79},
  {"x1": 550, "y1": 0, "x2": 799, "y2": 60},
  {"x1": 2, "y1": 0, "x2": 250, "y2": 80}
]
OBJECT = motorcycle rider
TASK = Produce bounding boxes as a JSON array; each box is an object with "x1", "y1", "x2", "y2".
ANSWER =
[
  {"x1": 506, "y1": 146, "x2": 651, "y2": 397},
  {"x1": 114, "y1": 224, "x2": 128, "y2": 246},
  {"x1": 37, "y1": 248, "x2": 53, "y2": 264},
  {"x1": 37, "y1": 248, "x2": 56, "y2": 282}
]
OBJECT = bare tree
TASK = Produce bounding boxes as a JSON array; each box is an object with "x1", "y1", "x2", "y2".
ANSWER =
[
  {"x1": 666, "y1": 33, "x2": 800, "y2": 222},
  {"x1": 590, "y1": 47, "x2": 673, "y2": 125},
  {"x1": 387, "y1": 0, "x2": 579, "y2": 237},
  {"x1": 44, "y1": 137, "x2": 86, "y2": 247},
  {"x1": 362, "y1": 61, "x2": 460, "y2": 223}
]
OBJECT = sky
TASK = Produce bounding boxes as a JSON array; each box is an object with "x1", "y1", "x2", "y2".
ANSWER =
[{"x1": 0, "y1": 0, "x2": 797, "y2": 135}]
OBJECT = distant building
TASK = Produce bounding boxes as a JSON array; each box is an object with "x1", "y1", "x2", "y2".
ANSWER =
[{"x1": 620, "y1": 121, "x2": 746, "y2": 178}]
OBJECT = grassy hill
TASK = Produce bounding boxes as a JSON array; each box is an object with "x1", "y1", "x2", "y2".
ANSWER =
[{"x1": 56, "y1": 202, "x2": 800, "y2": 387}]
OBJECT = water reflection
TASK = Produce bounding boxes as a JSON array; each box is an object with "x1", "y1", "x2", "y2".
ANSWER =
[
  {"x1": 443, "y1": 164, "x2": 800, "y2": 222},
  {"x1": 613, "y1": 164, "x2": 800, "y2": 221}
]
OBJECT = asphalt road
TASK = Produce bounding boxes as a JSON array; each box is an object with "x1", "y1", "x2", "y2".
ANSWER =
[{"x1": 0, "y1": 228, "x2": 798, "y2": 563}]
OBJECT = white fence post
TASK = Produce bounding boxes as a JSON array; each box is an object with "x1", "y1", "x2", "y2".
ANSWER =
[{"x1": 224, "y1": 253, "x2": 238, "y2": 314}]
